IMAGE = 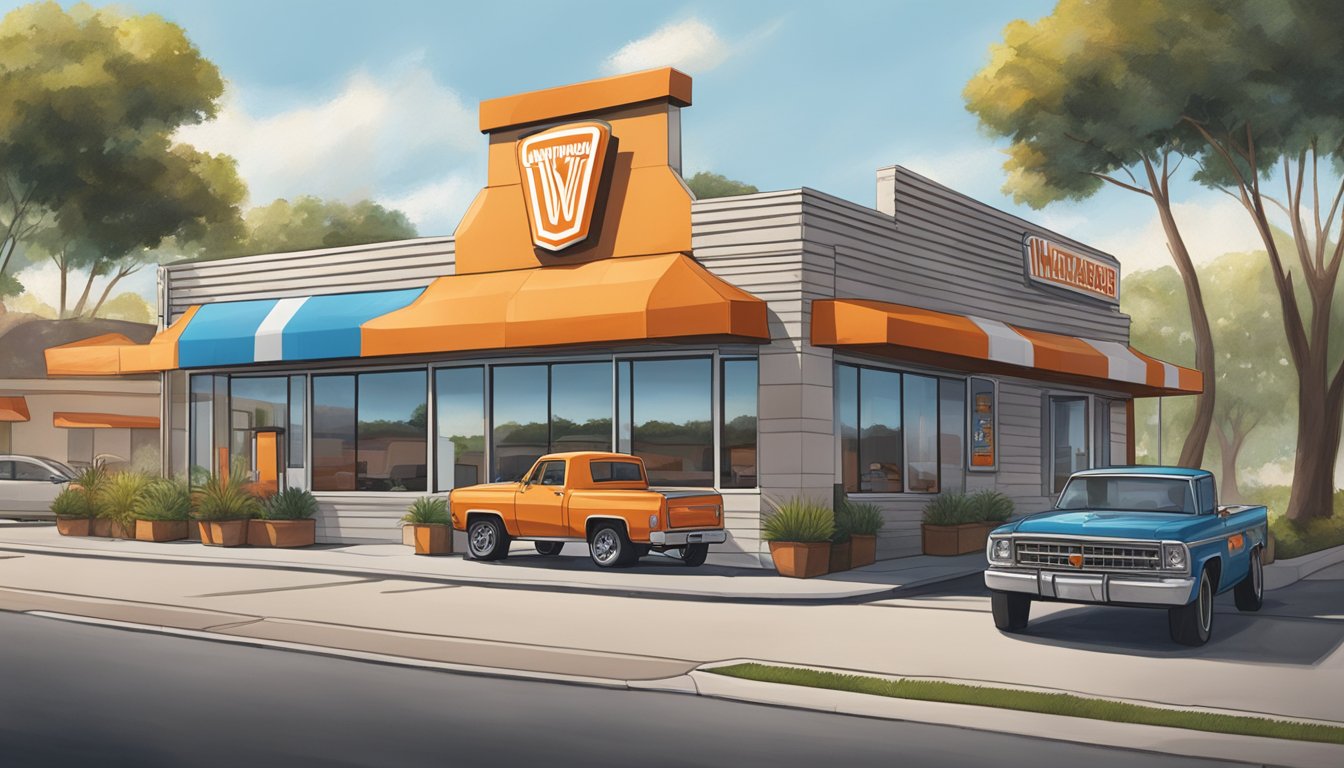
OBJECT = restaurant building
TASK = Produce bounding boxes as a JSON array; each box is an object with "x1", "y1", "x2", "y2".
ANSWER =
[{"x1": 45, "y1": 68, "x2": 1199, "y2": 567}]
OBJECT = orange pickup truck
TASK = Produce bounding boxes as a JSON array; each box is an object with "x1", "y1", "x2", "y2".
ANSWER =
[{"x1": 449, "y1": 452, "x2": 726, "y2": 568}]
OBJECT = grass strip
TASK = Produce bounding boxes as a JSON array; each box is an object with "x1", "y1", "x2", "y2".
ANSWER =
[{"x1": 709, "y1": 663, "x2": 1344, "y2": 745}]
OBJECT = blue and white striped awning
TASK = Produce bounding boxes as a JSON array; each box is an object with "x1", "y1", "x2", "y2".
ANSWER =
[{"x1": 176, "y1": 288, "x2": 425, "y2": 368}]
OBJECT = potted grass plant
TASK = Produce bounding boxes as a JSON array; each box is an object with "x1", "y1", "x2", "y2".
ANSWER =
[
  {"x1": 250, "y1": 488, "x2": 319, "y2": 548},
  {"x1": 829, "y1": 504, "x2": 853, "y2": 573},
  {"x1": 762, "y1": 497, "x2": 835, "y2": 578},
  {"x1": 72, "y1": 466, "x2": 113, "y2": 537},
  {"x1": 968, "y1": 489, "x2": 1014, "y2": 543},
  {"x1": 99, "y1": 471, "x2": 151, "y2": 539},
  {"x1": 921, "y1": 492, "x2": 977, "y2": 556},
  {"x1": 193, "y1": 471, "x2": 260, "y2": 546},
  {"x1": 401, "y1": 497, "x2": 452, "y2": 555},
  {"x1": 51, "y1": 487, "x2": 95, "y2": 536},
  {"x1": 841, "y1": 499, "x2": 885, "y2": 567},
  {"x1": 133, "y1": 478, "x2": 192, "y2": 542}
]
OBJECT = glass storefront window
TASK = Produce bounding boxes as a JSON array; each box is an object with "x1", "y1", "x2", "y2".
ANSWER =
[
  {"x1": 1050, "y1": 396, "x2": 1089, "y2": 493},
  {"x1": 837, "y1": 364, "x2": 859, "y2": 492},
  {"x1": 436, "y1": 367, "x2": 485, "y2": 491},
  {"x1": 357, "y1": 370, "x2": 427, "y2": 492},
  {"x1": 630, "y1": 358, "x2": 712, "y2": 487},
  {"x1": 938, "y1": 378, "x2": 966, "y2": 494},
  {"x1": 720, "y1": 358, "x2": 758, "y2": 488},
  {"x1": 859, "y1": 367, "x2": 902, "y2": 493},
  {"x1": 904, "y1": 373, "x2": 938, "y2": 493},
  {"x1": 551, "y1": 362, "x2": 612, "y2": 453},
  {"x1": 492, "y1": 365, "x2": 548, "y2": 482},
  {"x1": 289, "y1": 376, "x2": 306, "y2": 469},
  {"x1": 312, "y1": 375, "x2": 356, "y2": 491},
  {"x1": 230, "y1": 377, "x2": 289, "y2": 483}
]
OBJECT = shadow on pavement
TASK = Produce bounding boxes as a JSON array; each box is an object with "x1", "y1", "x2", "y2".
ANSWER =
[{"x1": 463, "y1": 552, "x2": 773, "y2": 579}]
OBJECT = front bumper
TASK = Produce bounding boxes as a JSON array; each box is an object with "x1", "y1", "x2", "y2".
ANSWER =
[
  {"x1": 649, "y1": 529, "x2": 727, "y2": 546},
  {"x1": 985, "y1": 568, "x2": 1195, "y2": 606}
]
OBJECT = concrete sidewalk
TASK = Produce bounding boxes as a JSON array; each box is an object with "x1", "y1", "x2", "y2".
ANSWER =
[{"x1": 0, "y1": 523, "x2": 985, "y2": 601}]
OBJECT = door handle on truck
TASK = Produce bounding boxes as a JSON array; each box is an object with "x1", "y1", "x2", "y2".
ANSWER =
[{"x1": 553, "y1": 491, "x2": 563, "y2": 497}]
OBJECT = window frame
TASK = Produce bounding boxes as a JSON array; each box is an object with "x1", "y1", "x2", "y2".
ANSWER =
[
  {"x1": 309, "y1": 367, "x2": 429, "y2": 494},
  {"x1": 1047, "y1": 393, "x2": 1092, "y2": 495}
]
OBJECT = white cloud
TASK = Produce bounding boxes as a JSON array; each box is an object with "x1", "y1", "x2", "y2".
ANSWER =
[
  {"x1": 176, "y1": 63, "x2": 480, "y2": 211},
  {"x1": 1094, "y1": 197, "x2": 1263, "y2": 277},
  {"x1": 603, "y1": 17, "x2": 785, "y2": 76},
  {"x1": 899, "y1": 146, "x2": 1009, "y2": 201},
  {"x1": 380, "y1": 174, "x2": 479, "y2": 237},
  {"x1": 12, "y1": 259, "x2": 156, "y2": 317}
]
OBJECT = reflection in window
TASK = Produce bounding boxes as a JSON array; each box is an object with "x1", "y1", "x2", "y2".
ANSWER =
[
  {"x1": 938, "y1": 378, "x2": 966, "y2": 494},
  {"x1": 537, "y1": 460, "x2": 566, "y2": 486},
  {"x1": 551, "y1": 362, "x2": 612, "y2": 453},
  {"x1": 289, "y1": 376, "x2": 306, "y2": 469},
  {"x1": 312, "y1": 375, "x2": 356, "y2": 491},
  {"x1": 904, "y1": 373, "x2": 938, "y2": 493},
  {"x1": 230, "y1": 377, "x2": 288, "y2": 483},
  {"x1": 492, "y1": 365, "x2": 548, "y2": 482},
  {"x1": 435, "y1": 367, "x2": 485, "y2": 491},
  {"x1": 358, "y1": 370, "x2": 427, "y2": 492},
  {"x1": 721, "y1": 358, "x2": 758, "y2": 488},
  {"x1": 631, "y1": 358, "x2": 712, "y2": 487},
  {"x1": 859, "y1": 367, "x2": 902, "y2": 493},
  {"x1": 1050, "y1": 396, "x2": 1089, "y2": 493},
  {"x1": 837, "y1": 364, "x2": 859, "y2": 492},
  {"x1": 591, "y1": 461, "x2": 643, "y2": 483}
]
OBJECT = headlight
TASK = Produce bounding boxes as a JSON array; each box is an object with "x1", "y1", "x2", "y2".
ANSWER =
[
  {"x1": 649, "y1": 514, "x2": 659, "y2": 529},
  {"x1": 1162, "y1": 542, "x2": 1187, "y2": 571},
  {"x1": 989, "y1": 537, "x2": 1013, "y2": 564}
]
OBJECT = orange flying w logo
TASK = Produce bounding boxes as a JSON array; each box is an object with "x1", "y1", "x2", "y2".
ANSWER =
[{"x1": 517, "y1": 121, "x2": 612, "y2": 251}]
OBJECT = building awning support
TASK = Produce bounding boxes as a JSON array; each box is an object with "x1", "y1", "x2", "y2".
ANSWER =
[{"x1": 811, "y1": 298, "x2": 1202, "y2": 397}]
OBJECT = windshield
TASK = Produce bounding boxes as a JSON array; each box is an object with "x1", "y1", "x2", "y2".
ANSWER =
[
  {"x1": 37, "y1": 457, "x2": 78, "y2": 478},
  {"x1": 1056, "y1": 476, "x2": 1197, "y2": 514}
]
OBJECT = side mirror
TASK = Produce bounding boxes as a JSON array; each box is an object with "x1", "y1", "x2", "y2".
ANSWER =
[
  {"x1": 50, "y1": 476, "x2": 69, "y2": 484},
  {"x1": 1216, "y1": 506, "x2": 1230, "y2": 518}
]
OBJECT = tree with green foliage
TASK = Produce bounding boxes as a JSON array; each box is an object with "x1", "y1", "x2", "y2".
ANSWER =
[
  {"x1": 0, "y1": 2, "x2": 245, "y2": 316},
  {"x1": 198, "y1": 196, "x2": 418, "y2": 260},
  {"x1": 686, "y1": 172, "x2": 758, "y2": 200}
]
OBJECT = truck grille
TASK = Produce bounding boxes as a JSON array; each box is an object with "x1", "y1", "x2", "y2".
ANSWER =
[{"x1": 1015, "y1": 540, "x2": 1161, "y2": 572}]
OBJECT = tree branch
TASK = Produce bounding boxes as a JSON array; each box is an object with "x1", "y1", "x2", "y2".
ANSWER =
[{"x1": 1087, "y1": 172, "x2": 1153, "y2": 197}]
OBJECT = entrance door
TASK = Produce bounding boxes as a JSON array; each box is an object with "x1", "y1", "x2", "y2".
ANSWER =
[{"x1": 515, "y1": 459, "x2": 568, "y2": 537}]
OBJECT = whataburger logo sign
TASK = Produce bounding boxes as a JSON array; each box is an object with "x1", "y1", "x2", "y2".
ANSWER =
[
  {"x1": 1023, "y1": 235, "x2": 1120, "y2": 304},
  {"x1": 517, "y1": 121, "x2": 612, "y2": 251}
]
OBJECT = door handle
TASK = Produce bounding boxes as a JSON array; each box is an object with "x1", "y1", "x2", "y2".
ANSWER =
[{"x1": 553, "y1": 491, "x2": 563, "y2": 497}]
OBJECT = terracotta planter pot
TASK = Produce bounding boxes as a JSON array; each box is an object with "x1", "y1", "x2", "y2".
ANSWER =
[
  {"x1": 768, "y1": 541, "x2": 831, "y2": 578},
  {"x1": 56, "y1": 517, "x2": 91, "y2": 536},
  {"x1": 198, "y1": 519, "x2": 249, "y2": 547},
  {"x1": 850, "y1": 534, "x2": 877, "y2": 567},
  {"x1": 186, "y1": 518, "x2": 201, "y2": 541},
  {"x1": 411, "y1": 524, "x2": 452, "y2": 555},
  {"x1": 402, "y1": 524, "x2": 416, "y2": 547},
  {"x1": 922, "y1": 522, "x2": 997, "y2": 556},
  {"x1": 135, "y1": 519, "x2": 189, "y2": 542},
  {"x1": 91, "y1": 518, "x2": 113, "y2": 538},
  {"x1": 110, "y1": 520, "x2": 135, "y2": 539},
  {"x1": 829, "y1": 539, "x2": 853, "y2": 572},
  {"x1": 248, "y1": 519, "x2": 316, "y2": 548}
]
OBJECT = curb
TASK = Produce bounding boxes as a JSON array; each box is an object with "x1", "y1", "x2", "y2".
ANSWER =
[
  {"x1": 1265, "y1": 543, "x2": 1344, "y2": 592},
  {"x1": 686, "y1": 664, "x2": 1344, "y2": 768}
]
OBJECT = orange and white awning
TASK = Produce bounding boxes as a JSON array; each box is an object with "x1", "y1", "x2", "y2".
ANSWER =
[
  {"x1": 811, "y1": 299, "x2": 1201, "y2": 397},
  {"x1": 0, "y1": 396, "x2": 30, "y2": 422}
]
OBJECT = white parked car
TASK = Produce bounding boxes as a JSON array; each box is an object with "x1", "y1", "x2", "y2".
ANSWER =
[{"x1": 0, "y1": 455, "x2": 78, "y2": 520}]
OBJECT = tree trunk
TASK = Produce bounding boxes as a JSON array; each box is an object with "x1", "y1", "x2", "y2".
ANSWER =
[
  {"x1": 1213, "y1": 420, "x2": 1248, "y2": 504},
  {"x1": 1286, "y1": 357, "x2": 1344, "y2": 522},
  {"x1": 70, "y1": 265, "x2": 100, "y2": 318},
  {"x1": 58, "y1": 258, "x2": 68, "y2": 318},
  {"x1": 86, "y1": 268, "x2": 129, "y2": 318},
  {"x1": 1150, "y1": 191, "x2": 1217, "y2": 469}
]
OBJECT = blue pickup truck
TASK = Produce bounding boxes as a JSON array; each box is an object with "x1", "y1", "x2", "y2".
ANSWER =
[{"x1": 984, "y1": 467, "x2": 1268, "y2": 646}]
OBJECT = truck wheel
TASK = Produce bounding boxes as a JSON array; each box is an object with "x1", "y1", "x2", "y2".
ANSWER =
[
  {"x1": 467, "y1": 517, "x2": 510, "y2": 561},
  {"x1": 589, "y1": 523, "x2": 635, "y2": 568},
  {"x1": 990, "y1": 591, "x2": 1031, "y2": 632},
  {"x1": 534, "y1": 541, "x2": 564, "y2": 557},
  {"x1": 1234, "y1": 547, "x2": 1264, "y2": 612},
  {"x1": 680, "y1": 543, "x2": 709, "y2": 567},
  {"x1": 1169, "y1": 568, "x2": 1213, "y2": 646}
]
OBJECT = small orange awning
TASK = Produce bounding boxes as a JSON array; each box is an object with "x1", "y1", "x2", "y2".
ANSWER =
[
  {"x1": 361, "y1": 252, "x2": 769, "y2": 356},
  {"x1": 0, "y1": 396, "x2": 30, "y2": 422},
  {"x1": 812, "y1": 298, "x2": 1201, "y2": 397},
  {"x1": 45, "y1": 306, "x2": 199, "y2": 377},
  {"x1": 53, "y1": 412, "x2": 161, "y2": 429}
]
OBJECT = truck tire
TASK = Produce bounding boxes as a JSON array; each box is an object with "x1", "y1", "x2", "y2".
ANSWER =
[
  {"x1": 467, "y1": 517, "x2": 510, "y2": 561},
  {"x1": 1234, "y1": 547, "x2": 1264, "y2": 612},
  {"x1": 1169, "y1": 568, "x2": 1213, "y2": 646},
  {"x1": 534, "y1": 541, "x2": 564, "y2": 557},
  {"x1": 589, "y1": 523, "x2": 635, "y2": 568},
  {"x1": 680, "y1": 543, "x2": 709, "y2": 567},
  {"x1": 990, "y1": 591, "x2": 1031, "y2": 632}
]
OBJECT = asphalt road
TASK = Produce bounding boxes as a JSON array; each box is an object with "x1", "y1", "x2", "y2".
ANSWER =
[{"x1": 0, "y1": 613, "x2": 1246, "y2": 768}]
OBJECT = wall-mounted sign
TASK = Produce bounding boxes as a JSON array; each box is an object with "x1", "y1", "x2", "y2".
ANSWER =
[
  {"x1": 1023, "y1": 235, "x2": 1119, "y2": 304},
  {"x1": 517, "y1": 121, "x2": 612, "y2": 252},
  {"x1": 969, "y1": 377, "x2": 997, "y2": 471}
]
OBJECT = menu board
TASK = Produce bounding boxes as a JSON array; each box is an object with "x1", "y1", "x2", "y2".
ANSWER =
[{"x1": 969, "y1": 378, "x2": 996, "y2": 470}]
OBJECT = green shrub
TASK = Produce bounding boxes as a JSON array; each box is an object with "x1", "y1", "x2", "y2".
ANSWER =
[
  {"x1": 968, "y1": 490, "x2": 1014, "y2": 523},
  {"x1": 99, "y1": 472, "x2": 152, "y2": 529},
  {"x1": 261, "y1": 487, "x2": 319, "y2": 520},
  {"x1": 831, "y1": 504, "x2": 853, "y2": 543},
  {"x1": 840, "y1": 499, "x2": 885, "y2": 536},
  {"x1": 71, "y1": 466, "x2": 109, "y2": 517},
  {"x1": 762, "y1": 498, "x2": 834, "y2": 543},
  {"x1": 192, "y1": 472, "x2": 261, "y2": 521},
  {"x1": 133, "y1": 478, "x2": 192, "y2": 521},
  {"x1": 922, "y1": 492, "x2": 975, "y2": 525},
  {"x1": 401, "y1": 496, "x2": 449, "y2": 526},
  {"x1": 51, "y1": 487, "x2": 95, "y2": 519}
]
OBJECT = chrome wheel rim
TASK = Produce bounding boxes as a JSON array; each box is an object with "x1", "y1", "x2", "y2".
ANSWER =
[
  {"x1": 470, "y1": 523, "x2": 495, "y2": 557},
  {"x1": 1199, "y1": 575, "x2": 1212, "y2": 634},
  {"x1": 592, "y1": 530, "x2": 619, "y2": 564}
]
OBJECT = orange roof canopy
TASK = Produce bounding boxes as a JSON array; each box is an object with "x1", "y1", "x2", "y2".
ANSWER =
[
  {"x1": 53, "y1": 412, "x2": 160, "y2": 429},
  {"x1": 45, "y1": 307, "x2": 199, "y2": 377},
  {"x1": 0, "y1": 396, "x2": 30, "y2": 422}
]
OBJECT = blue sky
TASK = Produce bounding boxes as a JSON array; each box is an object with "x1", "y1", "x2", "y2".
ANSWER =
[{"x1": 5, "y1": 0, "x2": 1264, "y2": 306}]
